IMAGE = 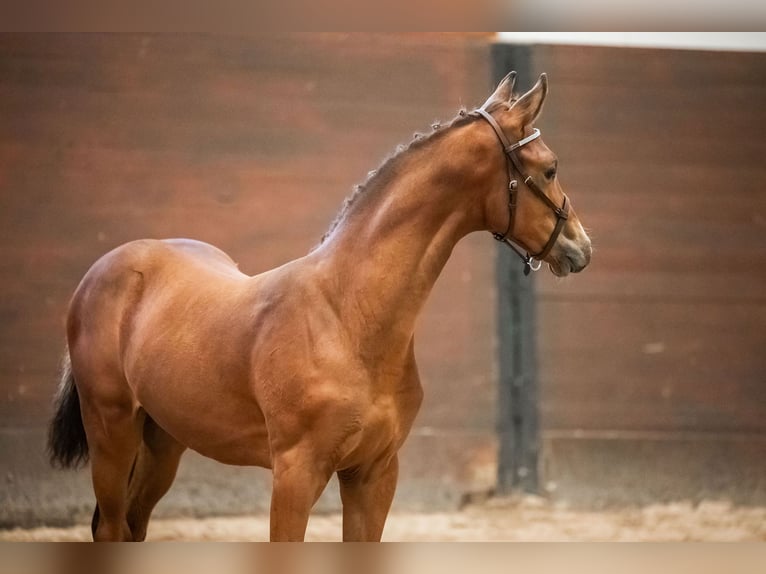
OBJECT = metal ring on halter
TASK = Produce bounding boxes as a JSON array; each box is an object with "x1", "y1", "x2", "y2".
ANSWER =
[{"x1": 527, "y1": 258, "x2": 543, "y2": 272}]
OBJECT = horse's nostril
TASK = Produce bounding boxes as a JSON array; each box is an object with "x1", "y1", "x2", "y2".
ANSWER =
[
  {"x1": 566, "y1": 255, "x2": 581, "y2": 273},
  {"x1": 571, "y1": 243, "x2": 592, "y2": 271},
  {"x1": 567, "y1": 251, "x2": 588, "y2": 273}
]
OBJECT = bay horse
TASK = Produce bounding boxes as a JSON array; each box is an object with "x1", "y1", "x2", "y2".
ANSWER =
[{"x1": 48, "y1": 72, "x2": 592, "y2": 541}]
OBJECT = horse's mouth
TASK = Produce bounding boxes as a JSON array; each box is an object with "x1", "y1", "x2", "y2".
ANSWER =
[
  {"x1": 549, "y1": 252, "x2": 587, "y2": 277},
  {"x1": 548, "y1": 261, "x2": 570, "y2": 278}
]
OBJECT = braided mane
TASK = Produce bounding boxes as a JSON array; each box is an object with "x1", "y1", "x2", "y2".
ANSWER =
[{"x1": 313, "y1": 106, "x2": 481, "y2": 250}]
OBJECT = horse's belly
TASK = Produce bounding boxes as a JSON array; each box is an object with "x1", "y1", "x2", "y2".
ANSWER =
[
  {"x1": 186, "y1": 425, "x2": 272, "y2": 468},
  {"x1": 133, "y1": 378, "x2": 272, "y2": 468}
]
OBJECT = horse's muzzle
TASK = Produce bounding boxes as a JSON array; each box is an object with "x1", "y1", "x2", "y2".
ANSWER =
[{"x1": 550, "y1": 241, "x2": 591, "y2": 277}]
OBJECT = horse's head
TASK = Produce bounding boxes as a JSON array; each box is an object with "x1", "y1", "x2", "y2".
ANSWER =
[{"x1": 477, "y1": 72, "x2": 592, "y2": 277}]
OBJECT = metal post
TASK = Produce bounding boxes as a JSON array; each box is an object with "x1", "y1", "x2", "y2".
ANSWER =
[{"x1": 492, "y1": 43, "x2": 540, "y2": 495}]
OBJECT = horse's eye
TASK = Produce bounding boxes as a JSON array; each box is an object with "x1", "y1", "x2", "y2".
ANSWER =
[{"x1": 544, "y1": 168, "x2": 557, "y2": 180}]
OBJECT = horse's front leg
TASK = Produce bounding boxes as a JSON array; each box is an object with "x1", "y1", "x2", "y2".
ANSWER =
[
  {"x1": 338, "y1": 454, "x2": 399, "y2": 542},
  {"x1": 269, "y1": 446, "x2": 334, "y2": 541}
]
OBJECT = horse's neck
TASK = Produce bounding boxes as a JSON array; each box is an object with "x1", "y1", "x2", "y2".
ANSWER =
[{"x1": 313, "y1": 124, "x2": 487, "y2": 356}]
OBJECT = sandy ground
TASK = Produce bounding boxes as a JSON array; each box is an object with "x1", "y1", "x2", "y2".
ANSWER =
[{"x1": 3, "y1": 496, "x2": 766, "y2": 541}]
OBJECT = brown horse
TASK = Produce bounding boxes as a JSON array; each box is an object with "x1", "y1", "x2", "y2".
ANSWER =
[{"x1": 48, "y1": 72, "x2": 591, "y2": 541}]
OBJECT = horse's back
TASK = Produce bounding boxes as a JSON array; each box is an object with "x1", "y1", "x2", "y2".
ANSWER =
[
  {"x1": 155, "y1": 238, "x2": 241, "y2": 273},
  {"x1": 76, "y1": 237, "x2": 241, "y2": 293},
  {"x1": 95, "y1": 238, "x2": 241, "y2": 280},
  {"x1": 67, "y1": 238, "x2": 246, "y2": 367}
]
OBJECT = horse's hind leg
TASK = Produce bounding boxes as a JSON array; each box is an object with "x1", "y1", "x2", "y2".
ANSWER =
[
  {"x1": 126, "y1": 417, "x2": 186, "y2": 541},
  {"x1": 79, "y1": 384, "x2": 144, "y2": 541}
]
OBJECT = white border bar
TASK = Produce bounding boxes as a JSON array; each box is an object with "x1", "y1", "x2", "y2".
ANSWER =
[{"x1": 497, "y1": 32, "x2": 766, "y2": 53}]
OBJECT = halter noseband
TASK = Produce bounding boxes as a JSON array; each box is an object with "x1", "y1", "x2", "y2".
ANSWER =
[{"x1": 472, "y1": 108, "x2": 570, "y2": 276}]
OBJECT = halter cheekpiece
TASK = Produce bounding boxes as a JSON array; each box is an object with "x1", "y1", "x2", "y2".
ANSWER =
[{"x1": 471, "y1": 107, "x2": 570, "y2": 276}]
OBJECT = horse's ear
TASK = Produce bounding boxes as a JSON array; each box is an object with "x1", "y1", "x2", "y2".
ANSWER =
[
  {"x1": 480, "y1": 71, "x2": 516, "y2": 111},
  {"x1": 510, "y1": 73, "x2": 548, "y2": 126}
]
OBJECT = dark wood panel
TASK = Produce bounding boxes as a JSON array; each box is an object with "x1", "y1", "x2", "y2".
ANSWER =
[
  {"x1": 537, "y1": 300, "x2": 766, "y2": 433},
  {"x1": 531, "y1": 44, "x2": 766, "y2": 442},
  {"x1": 537, "y1": 176, "x2": 766, "y2": 299},
  {"x1": 538, "y1": 84, "x2": 766, "y2": 142},
  {"x1": 533, "y1": 44, "x2": 766, "y2": 89}
]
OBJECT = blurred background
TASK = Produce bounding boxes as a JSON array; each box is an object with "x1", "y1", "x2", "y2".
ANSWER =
[{"x1": 1, "y1": 33, "x2": 765, "y2": 536}]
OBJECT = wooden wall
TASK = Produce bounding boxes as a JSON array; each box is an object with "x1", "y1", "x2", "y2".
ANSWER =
[
  {"x1": 530, "y1": 44, "x2": 766, "y2": 505},
  {"x1": 0, "y1": 34, "x2": 497, "y2": 526},
  {"x1": 4, "y1": 34, "x2": 764, "y2": 527}
]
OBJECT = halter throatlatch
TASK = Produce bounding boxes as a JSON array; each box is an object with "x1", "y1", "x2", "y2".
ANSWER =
[{"x1": 472, "y1": 108, "x2": 570, "y2": 276}]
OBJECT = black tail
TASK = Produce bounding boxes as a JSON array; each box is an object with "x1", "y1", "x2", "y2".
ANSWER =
[{"x1": 48, "y1": 353, "x2": 89, "y2": 468}]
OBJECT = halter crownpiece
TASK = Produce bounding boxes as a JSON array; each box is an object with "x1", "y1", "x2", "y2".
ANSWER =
[{"x1": 471, "y1": 108, "x2": 570, "y2": 276}]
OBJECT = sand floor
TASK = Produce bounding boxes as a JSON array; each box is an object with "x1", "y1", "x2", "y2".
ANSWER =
[{"x1": 3, "y1": 496, "x2": 766, "y2": 542}]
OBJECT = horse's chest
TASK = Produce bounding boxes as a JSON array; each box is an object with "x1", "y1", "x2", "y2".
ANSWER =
[
  {"x1": 362, "y1": 400, "x2": 401, "y2": 442},
  {"x1": 340, "y1": 384, "x2": 422, "y2": 468}
]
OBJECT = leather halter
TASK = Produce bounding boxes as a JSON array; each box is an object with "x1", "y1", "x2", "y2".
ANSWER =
[{"x1": 472, "y1": 108, "x2": 570, "y2": 276}]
